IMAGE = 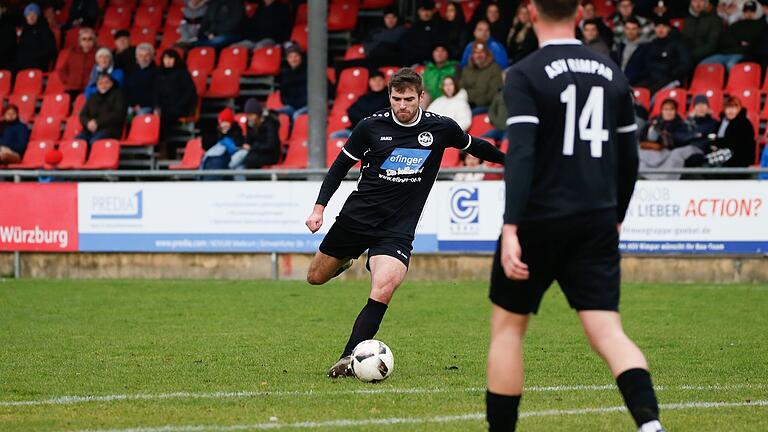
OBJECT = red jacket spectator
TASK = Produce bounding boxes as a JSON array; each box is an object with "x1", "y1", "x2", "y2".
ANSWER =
[{"x1": 58, "y1": 28, "x2": 97, "y2": 92}]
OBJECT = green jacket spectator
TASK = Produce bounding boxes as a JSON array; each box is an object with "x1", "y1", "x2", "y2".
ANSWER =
[
  {"x1": 682, "y1": 2, "x2": 723, "y2": 63},
  {"x1": 423, "y1": 46, "x2": 459, "y2": 102}
]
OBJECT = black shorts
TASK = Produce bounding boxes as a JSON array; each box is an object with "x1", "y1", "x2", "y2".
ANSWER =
[
  {"x1": 490, "y1": 209, "x2": 620, "y2": 314},
  {"x1": 319, "y1": 221, "x2": 413, "y2": 269}
]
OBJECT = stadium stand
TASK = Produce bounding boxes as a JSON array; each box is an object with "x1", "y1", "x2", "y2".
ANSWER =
[{"x1": 56, "y1": 139, "x2": 88, "y2": 169}]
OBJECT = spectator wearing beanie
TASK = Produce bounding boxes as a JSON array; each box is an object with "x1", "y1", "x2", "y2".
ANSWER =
[
  {"x1": 718, "y1": 0, "x2": 764, "y2": 24},
  {"x1": 682, "y1": 0, "x2": 722, "y2": 65},
  {"x1": 278, "y1": 45, "x2": 309, "y2": 119},
  {"x1": 635, "y1": 15, "x2": 691, "y2": 93},
  {"x1": 460, "y1": 41, "x2": 503, "y2": 112},
  {"x1": 0, "y1": 105, "x2": 30, "y2": 165},
  {"x1": 59, "y1": 27, "x2": 97, "y2": 97},
  {"x1": 85, "y1": 48, "x2": 125, "y2": 99},
  {"x1": 155, "y1": 49, "x2": 197, "y2": 158},
  {"x1": 423, "y1": 45, "x2": 459, "y2": 103},
  {"x1": 77, "y1": 73, "x2": 127, "y2": 148},
  {"x1": 688, "y1": 94, "x2": 720, "y2": 153},
  {"x1": 113, "y1": 30, "x2": 137, "y2": 74},
  {"x1": 240, "y1": 98, "x2": 282, "y2": 169},
  {"x1": 201, "y1": 107, "x2": 244, "y2": 176},
  {"x1": 15, "y1": 3, "x2": 57, "y2": 71}
]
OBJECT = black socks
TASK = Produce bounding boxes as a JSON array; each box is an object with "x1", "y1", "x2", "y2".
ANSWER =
[
  {"x1": 616, "y1": 368, "x2": 660, "y2": 427},
  {"x1": 341, "y1": 298, "x2": 388, "y2": 358},
  {"x1": 486, "y1": 391, "x2": 521, "y2": 432}
]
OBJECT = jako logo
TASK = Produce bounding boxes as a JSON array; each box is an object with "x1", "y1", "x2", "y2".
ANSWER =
[
  {"x1": 91, "y1": 190, "x2": 143, "y2": 219},
  {"x1": 450, "y1": 187, "x2": 480, "y2": 225},
  {"x1": 380, "y1": 136, "x2": 393, "y2": 141}
]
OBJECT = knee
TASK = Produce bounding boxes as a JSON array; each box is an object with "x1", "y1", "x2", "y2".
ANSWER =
[
  {"x1": 306, "y1": 268, "x2": 326, "y2": 285},
  {"x1": 586, "y1": 328, "x2": 628, "y2": 352}
]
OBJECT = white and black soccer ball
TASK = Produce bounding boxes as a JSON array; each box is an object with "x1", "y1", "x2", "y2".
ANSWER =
[{"x1": 351, "y1": 339, "x2": 394, "y2": 382}]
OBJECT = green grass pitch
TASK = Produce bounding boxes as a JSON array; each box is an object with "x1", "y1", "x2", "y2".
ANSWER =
[{"x1": 1, "y1": 278, "x2": 767, "y2": 431}]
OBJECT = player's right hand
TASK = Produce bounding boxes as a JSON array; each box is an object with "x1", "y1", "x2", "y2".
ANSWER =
[
  {"x1": 501, "y1": 226, "x2": 529, "y2": 281},
  {"x1": 305, "y1": 207, "x2": 324, "y2": 233}
]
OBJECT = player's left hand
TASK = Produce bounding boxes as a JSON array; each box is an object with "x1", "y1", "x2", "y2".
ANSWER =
[{"x1": 501, "y1": 226, "x2": 529, "y2": 281}]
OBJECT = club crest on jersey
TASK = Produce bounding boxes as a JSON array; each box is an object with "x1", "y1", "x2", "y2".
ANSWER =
[
  {"x1": 380, "y1": 148, "x2": 431, "y2": 176},
  {"x1": 417, "y1": 132, "x2": 434, "y2": 147}
]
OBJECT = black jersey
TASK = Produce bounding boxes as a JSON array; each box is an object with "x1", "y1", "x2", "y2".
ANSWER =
[
  {"x1": 503, "y1": 39, "x2": 638, "y2": 224},
  {"x1": 336, "y1": 108, "x2": 472, "y2": 239}
]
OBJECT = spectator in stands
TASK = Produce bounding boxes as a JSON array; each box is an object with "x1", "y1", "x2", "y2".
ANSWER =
[
  {"x1": 484, "y1": 3, "x2": 510, "y2": 44},
  {"x1": 635, "y1": 0, "x2": 689, "y2": 18},
  {"x1": 15, "y1": 3, "x2": 56, "y2": 72},
  {"x1": 639, "y1": 98, "x2": 702, "y2": 179},
  {"x1": 278, "y1": 45, "x2": 308, "y2": 119},
  {"x1": 85, "y1": 48, "x2": 125, "y2": 98},
  {"x1": 427, "y1": 76, "x2": 472, "y2": 131},
  {"x1": 582, "y1": 19, "x2": 611, "y2": 56},
  {"x1": 59, "y1": 27, "x2": 96, "y2": 98},
  {"x1": 124, "y1": 43, "x2": 158, "y2": 115},
  {"x1": 0, "y1": 105, "x2": 30, "y2": 166},
  {"x1": 0, "y1": 3, "x2": 17, "y2": 71},
  {"x1": 483, "y1": 69, "x2": 509, "y2": 141},
  {"x1": 200, "y1": 107, "x2": 244, "y2": 175},
  {"x1": 612, "y1": 0, "x2": 655, "y2": 44},
  {"x1": 454, "y1": 153, "x2": 486, "y2": 181},
  {"x1": 718, "y1": 0, "x2": 764, "y2": 24},
  {"x1": 715, "y1": 95, "x2": 756, "y2": 167},
  {"x1": 237, "y1": 0, "x2": 292, "y2": 49},
  {"x1": 193, "y1": 0, "x2": 244, "y2": 49},
  {"x1": 461, "y1": 20, "x2": 509, "y2": 68},
  {"x1": 505, "y1": 3, "x2": 538, "y2": 65},
  {"x1": 612, "y1": 17, "x2": 651, "y2": 85},
  {"x1": 578, "y1": 1, "x2": 613, "y2": 49},
  {"x1": 155, "y1": 49, "x2": 197, "y2": 158},
  {"x1": 703, "y1": 1, "x2": 763, "y2": 70},
  {"x1": 423, "y1": 45, "x2": 459, "y2": 104},
  {"x1": 404, "y1": 0, "x2": 448, "y2": 65},
  {"x1": 687, "y1": 94, "x2": 720, "y2": 158},
  {"x1": 753, "y1": 0, "x2": 768, "y2": 68},
  {"x1": 460, "y1": 41, "x2": 503, "y2": 112},
  {"x1": 683, "y1": 0, "x2": 722, "y2": 65},
  {"x1": 443, "y1": 2, "x2": 468, "y2": 59},
  {"x1": 63, "y1": 0, "x2": 98, "y2": 30},
  {"x1": 77, "y1": 73, "x2": 127, "y2": 148},
  {"x1": 635, "y1": 15, "x2": 691, "y2": 92},
  {"x1": 240, "y1": 98, "x2": 281, "y2": 169},
  {"x1": 178, "y1": 0, "x2": 208, "y2": 44},
  {"x1": 113, "y1": 30, "x2": 137, "y2": 74},
  {"x1": 362, "y1": 6, "x2": 408, "y2": 66},
  {"x1": 330, "y1": 71, "x2": 389, "y2": 138}
]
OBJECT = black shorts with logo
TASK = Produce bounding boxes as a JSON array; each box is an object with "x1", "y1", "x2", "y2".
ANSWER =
[
  {"x1": 490, "y1": 209, "x2": 621, "y2": 314},
  {"x1": 319, "y1": 221, "x2": 413, "y2": 269}
]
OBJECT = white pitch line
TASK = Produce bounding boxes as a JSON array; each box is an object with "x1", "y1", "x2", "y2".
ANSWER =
[
  {"x1": 74, "y1": 400, "x2": 768, "y2": 432},
  {"x1": 1, "y1": 383, "x2": 765, "y2": 408}
]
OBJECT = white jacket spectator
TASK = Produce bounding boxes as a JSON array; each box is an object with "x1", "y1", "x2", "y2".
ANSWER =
[{"x1": 427, "y1": 76, "x2": 472, "y2": 131}]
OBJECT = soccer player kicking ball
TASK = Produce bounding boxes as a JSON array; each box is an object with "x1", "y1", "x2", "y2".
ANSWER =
[
  {"x1": 306, "y1": 68, "x2": 504, "y2": 378},
  {"x1": 486, "y1": 1, "x2": 665, "y2": 431}
]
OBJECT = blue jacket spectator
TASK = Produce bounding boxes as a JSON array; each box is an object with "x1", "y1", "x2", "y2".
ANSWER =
[
  {"x1": 124, "y1": 44, "x2": 159, "y2": 114},
  {"x1": 85, "y1": 48, "x2": 125, "y2": 99},
  {"x1": 0, "y1": 105, "x2": 30, "y2": 165},
  {"x1": 15, "y1": 4, "x2": 57, "y2": 72},
  {"x1": 460, "y1": 20, "x2": 509, "y2": 69}
]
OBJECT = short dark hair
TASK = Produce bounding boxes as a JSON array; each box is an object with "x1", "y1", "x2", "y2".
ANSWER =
[
  {"x1": 661, "y1": 98, "x2": 678, "y2": 110},
  {"x1": 624, "y1": 16, "x2": 641, "y2": 26},
  {"x1": 388, "y1": 68, "x2": 423, "y2": 95},
  {"x1": 583, "y1": 18, "x2": 601, "y2": 29},
  {"x1": 532, "y1": 0, "x2": 580, "y2": 21}
]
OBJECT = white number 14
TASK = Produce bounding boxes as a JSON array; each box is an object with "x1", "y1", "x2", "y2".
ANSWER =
[{"x1": 559, "y1": 85, "x2": 608, "y2": 158}]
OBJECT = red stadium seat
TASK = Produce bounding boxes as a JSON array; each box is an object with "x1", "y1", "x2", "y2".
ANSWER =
[
  {"x1": 413, "y1": 65, "x2": 426, "y2": 75},
  {"x1": 97, "y1": 29, "x2": 118, "y2": 50},
  {"x1": 217, "y1": 46, "x2": 249, "y2": 73},
  {"x1": 441, "y1": 147, "x2": 461, "y2": 167},
  {"x1": 594, "y1": 0, "x2": 616, "y2": 16},
  {"x1": 82, "y1": 139, "x2": 120, "y2": 170},
  {"x1": 134, "y1": 5, "x2": 163, "y2": 29},
  {"x1": 278, "y1": 113, "x2": 290, "y2": 143},
  {"x1": 204, "y1": 68, "x2": 240, "y2": 98},
  {"x1": 234, "y1": 113, "x2": 248, "y2": 135},
  {"x1": 344, "y1": 44, "x2": 365, "y2": 60},
  {"x1": 63, "y1": 27, "x2": 81, "y2": 48},
  {"x1": 279, "y1": 114, "x2": 309, "y2": 168},
  {"x1": 330, "y1": 92, "x2": 360, "y2": 118},
  {"x1": 187, "y1": 47, "x2": 216, "y2": 75},
  {"x1": 54, "y1": 49, "x2": 70, "y2": 71},
  {"x1": 460, "y1": 0, "x2": 480, "y2": 22},
  {"x1": 650, "y1": 88, "x2": 687, "y2": 117},
  {"x1": 295, "y1": 3, "x2": 307, "y2": 24},
  {"x1": 140, "y1": 0, "x2": 166, "y2": 6},
  {"x1": 632, "y1": 87, "x2": 650, "y2": 111},
  {"x1": 326, "y1": 136, "x2": 346, "y2": 166},
  {"x1": 468, "y1": 113, "x2": 493, "y2": 137},
  {"x1": 328, "y1": 1, "x2": 358, "y2": 32},
  {"x1": 8, "y1": 94, "x2": 36, "y2": 123},
  {"x1": 336, "y1": 67, "x2": 369, "y2": 97},
  {"x1": 0, "y1": 69, "x2": 10, "y2": 98},
  {"x1": 689, "y1": 88, "x2": 723, "y2": 119},
  {"x1": 72, "y1": 93, "x2": 86, "y2": 116},
  {"x1": 130, "y1": 27, "x2": 157, "y2": 46},
  {"x1": 62, "y1": 115, "x2": 83, "y2": 139},
  {"x1": 725, "y1": 62, "x2": 761, "y2": 94},
  {"x1": 265, "y1": 91, "x2": 284, "y2": 110},
  {"x1": 361, "y1": 0, "x2": 394, "y2": 9},
  {"x1": 44, "y1": 73, "x2": 66, "y2": 95},
  {"x1": 379, "y1": 66, "x2": 399, "y2": 82},
  {"x1": 732, "y1": 87, "x2": 761, "y2": 114},
  {"x1": 327, "y1": 67, "x2": 336, "y2": 85},
  {"x1": 689, "y1": 64, "x2": 725, "y2": 93},
  {"x1": 245, "y1": 45, "x2": 281, "y2": 76},
  {"x1": 169, "y1": 138, "x2": 203, "y2": 170},
  {"x1": 30, "y1": 115, "x2": 62, "y2": 141},
  {"x1": 244, "y1": 1, "x2": 258, "y2": 17},
  {"x1": 12, "y1": 68, "x2": 43, "y2": 97},
  {"x1": 290, "y1": 25, "x2": 308, "y2": 51},
  {"x1": 165, "y1": 4, "x2": 184, "y2": 29},
  {"x1": 102, "y1": 5, "x2": 133, "y2": 30},
  {"x1": 7, "y1": 140, "x2": 54, "y2": 169},
  {"x1": 189, "y1": 69, "x2": 208, "y2": 96},
  {"x1": 56, "y1": 139, "x2": 88, "y2": 169},
  {"x1": 158, "y1": 25, "x2": 181, "y2": 51},
  {"x1": 327, "y1": 112, "x2": 351, "y2": 136},
  {"x1": 121, "y1": 114, "x2": 160, "y2": 146},
  {"x1": 670, "y1": 18, "x2": 684, "y2": 31}
]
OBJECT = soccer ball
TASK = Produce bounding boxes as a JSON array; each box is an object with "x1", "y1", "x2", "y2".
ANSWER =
[{"x1": 351, "y1": 339, "x2": 395, "y2": 382}]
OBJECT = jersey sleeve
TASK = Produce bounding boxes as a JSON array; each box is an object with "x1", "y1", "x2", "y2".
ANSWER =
[
  {"x1": 504, "y1": 67, "x2": 539, "y2": 127},
  {"x1": 445, "y1": 116, "x2": 473, "y2": 150},
  {"x1": 341, "y1": 121, "x2": 369, "y2": 161},
  {"x1": 616, "y1": 85, "x2": 638, "y2": 135}
]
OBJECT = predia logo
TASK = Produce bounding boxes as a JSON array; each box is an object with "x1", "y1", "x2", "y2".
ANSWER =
[{"x1": 449, "y1": 187, "x2": 479, "y2": 234}]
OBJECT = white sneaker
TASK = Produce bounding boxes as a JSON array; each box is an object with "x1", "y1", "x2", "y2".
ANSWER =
[{"x1": 638, "y1": 420, "x2": 665, "y2": 432}]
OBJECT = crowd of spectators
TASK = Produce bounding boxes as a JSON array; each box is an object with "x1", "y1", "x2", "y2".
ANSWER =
[{"x1": 0, "y1": 0, "x2": 765, "y2": 175}]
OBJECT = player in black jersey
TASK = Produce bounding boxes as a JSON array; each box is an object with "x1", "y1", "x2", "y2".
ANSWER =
[
  {"x1": 485, "y1": 1, "x2": 664, "y2": 432},
  {"x1": 305, "y1": 68, "x2": 504, "y2": 377}
]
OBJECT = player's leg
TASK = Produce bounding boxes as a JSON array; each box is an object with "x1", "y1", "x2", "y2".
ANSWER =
[
  {"x1": 486, "y1": 305, "x2": 529, "y2": 432},
  {"x1": 306, "y1": 251, "x2": 351, "y2": 285},
  {"x1": 308, "y1": 223, "x2": 366, "y2": 285},
  {"x1": 579, "y1": 311, "x2": 663, "y2": 431}
]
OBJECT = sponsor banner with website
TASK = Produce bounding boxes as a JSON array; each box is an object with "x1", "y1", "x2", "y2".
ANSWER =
[
  {"x1": 77, "y1": 182, "x2": 439, "y2": 253},
  {"x1": 0, "y1": 183, "x2": 78, "y2": 252}
]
